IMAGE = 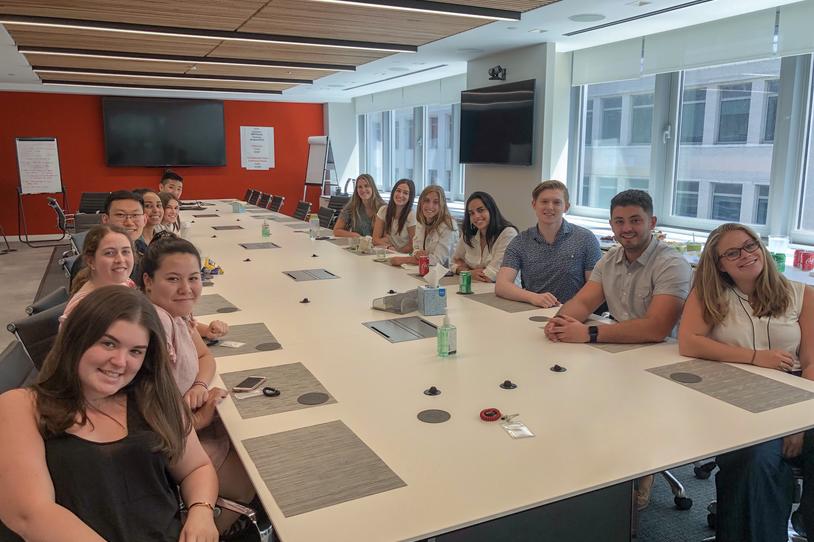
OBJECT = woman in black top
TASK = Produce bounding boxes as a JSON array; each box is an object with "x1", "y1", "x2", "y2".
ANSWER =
[{"x1": 0, "y1": 286, "x2": 219, "y2": 542}]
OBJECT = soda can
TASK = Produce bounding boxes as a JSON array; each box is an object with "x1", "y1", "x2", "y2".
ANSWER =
[
  {"x1": 418, "y1": 255, "x2": 430, "y2": 276},
  {"x1": 802, "y1": 252, "x2": 814, "y2": 272},
  {"x1": 771, "y1": 252, "x2": 786, "y2": 272},
  {"x1": 794, "y1": 249, "x2": 805, "y2": 268},
  {"x1": 459, "y1": 271, "x2": 472, "y2": 294}
]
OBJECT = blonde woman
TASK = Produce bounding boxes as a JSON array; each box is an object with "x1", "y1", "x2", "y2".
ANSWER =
[
  {"x1": 372, "y1": 178, "x2": 416, "y2": 253},
  {"x1": 389, "y1": 185, "x2": 458, "y2": 267},
  {"x1": 333, "y1": 174, "x2": 385, "y2": 238},
  {"x1": 678, "y1": 222, "x2": 814, "y2": 542}
]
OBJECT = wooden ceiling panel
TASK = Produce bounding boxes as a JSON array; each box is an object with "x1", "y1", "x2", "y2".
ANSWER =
[
  {"x1": 0, "y1": 0, "x2": 267, "y2": 31},
  {"x1": 39, "y1": 72, "x2": 297, "y2": 91},
  {"x1": 6, "y1": 26, "x2": 217, "y2": 57},
  {"x1": 23, "y1": 53, "x2": 194, "y2": 74},
  {"x1": 240, "y1": 0, "x2": 480, "y2": 46},
  {"x1": 210, "y1": 42, "x2": 389, "y2": 67},
  {"x1": 432, "y1": 0, "x2": 560, "y2": 11},
  {"x1": 188, "y1": 64, "x2": 335, "y2": 81}
]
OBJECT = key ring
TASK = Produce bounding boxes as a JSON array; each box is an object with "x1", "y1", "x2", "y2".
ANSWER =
[
  {"x1": 480, "y1": 408, "x2": 502, "y2": 422},
  {"x1": 262, "y1": 387, "x2": 281, "y2": 397}
]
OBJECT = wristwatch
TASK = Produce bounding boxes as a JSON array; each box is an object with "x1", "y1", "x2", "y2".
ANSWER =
[{"x1": 588, "y1": 325, "x2": 599, "y2": 344}]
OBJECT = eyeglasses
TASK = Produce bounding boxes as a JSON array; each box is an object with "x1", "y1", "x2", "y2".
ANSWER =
[
  {"x1": 718, "y1": 239, "x2": 761, "y2": 261},
  {"x1": 110, "y1": 212, "x2": 144, "y2": 222}
]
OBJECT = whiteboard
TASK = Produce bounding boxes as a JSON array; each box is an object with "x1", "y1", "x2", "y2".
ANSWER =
[
  {"x1": 16, "y1": 138, "x2": 63, "y2": 195},
  {"x1": 305, "y1": 135, "x2": 329, "y2": 185}
]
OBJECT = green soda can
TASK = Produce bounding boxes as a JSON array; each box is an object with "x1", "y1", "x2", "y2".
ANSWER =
[
  {"x1": 459, "y1": 270, "x2": 472, "y2": 294},
  {"x1": 772, "y1": 252, "x2": 786, "y2": 272}
]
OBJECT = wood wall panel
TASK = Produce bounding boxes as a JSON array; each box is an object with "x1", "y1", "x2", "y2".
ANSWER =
[
  {"x1": 0, "y1": 0, "x2": 266, "y2": 31},
  {"x1": 188, "y1": 64, "x2": 334, "y2": 81},
  {"x1": 23, "y1": 53, "x2": 195, "y2": 74},
  {"x1": 210, "y1": 42, "x2": 389, "y2": 67},
  {"x1": 40, "y1": 72, "x2": 296, "y2": 91}
]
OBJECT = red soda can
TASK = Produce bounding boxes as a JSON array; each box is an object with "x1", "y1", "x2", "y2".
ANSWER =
[
  {"x1": 794, "y1": 249, "x2": 805, "y2": 268},
  {"x1": 418, "y1": 255, "x2": 430, "y2": 276},
  {"x1": 802, "y1": 252, "x2": 814, "y2": 272}
]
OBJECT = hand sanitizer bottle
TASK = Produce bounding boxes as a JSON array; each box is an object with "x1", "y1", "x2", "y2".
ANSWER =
[
  {"x1": 261, "y1": 219, "x2": 270, "y2": 239},
  {"x1": 436, "y1": 311, "x2": 457, "y2": 358}
]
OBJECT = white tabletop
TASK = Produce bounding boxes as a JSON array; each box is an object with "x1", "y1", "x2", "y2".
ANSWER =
[{"x1": 185, "y1": 203, "x2": 814, "y2": 542}]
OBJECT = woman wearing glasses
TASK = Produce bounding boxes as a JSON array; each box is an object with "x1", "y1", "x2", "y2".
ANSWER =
[{"x1": 679, "y1": 223, "x2": 814, "y2": 542}]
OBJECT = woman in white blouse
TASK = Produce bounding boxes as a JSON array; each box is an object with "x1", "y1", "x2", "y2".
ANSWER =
[
  {"x1": 451, "y1": 191, "x2": 517, "y2": 282},
  {"x1": 389, "y1": 185, "x2": 458, "y2": 267},
  {"x1": 678, "y1": 222, "x2": 814, "y2": 542},
  {"x1": 372, "y1": 178, "x2": 416, "y2": 253}
]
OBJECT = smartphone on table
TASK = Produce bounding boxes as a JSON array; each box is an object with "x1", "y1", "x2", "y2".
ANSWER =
[{"x1": 232, "y1": 376, "x2": 266, "y2": 393}]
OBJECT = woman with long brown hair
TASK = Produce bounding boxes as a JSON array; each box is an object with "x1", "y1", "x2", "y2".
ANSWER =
[
  {"x1": 0, "y1": 286, "x2": 218, "y2": 541},
  {"x1": 333, "y1": 173, "x2": 385, "y2": 238},
  {"x1": 372, "y1": 178, "x2": 416, "y2": 253},
  {"x1": 679, "y1": 222, "x2": 814, "y2": 542}
]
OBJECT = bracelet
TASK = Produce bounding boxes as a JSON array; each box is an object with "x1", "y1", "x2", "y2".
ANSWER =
[
  {"x1": 187, "y1": 501, "x2": 214, "y2": 513},
  {"x1": 192, "y1": 380, "x2": 209, "y2": 391},
  {"x1": 750, "y1": 350, "x2": 757, "y2": 364}
]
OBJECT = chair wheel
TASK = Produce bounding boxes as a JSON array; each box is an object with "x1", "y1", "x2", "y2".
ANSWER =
[
  {"x1": 707, "y1": 512, "x2": 716, "y2": 529},
  {"x1": 694, "y1": 464, "x2": 715, "y2": 479},
  {"x1": 675, "y1": 496, "x2": 693, "y2": 510}
]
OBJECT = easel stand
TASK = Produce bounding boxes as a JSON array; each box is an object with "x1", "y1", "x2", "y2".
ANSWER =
[{"x1": 15, "y1": 137, "x2": 68, "y2": 248}]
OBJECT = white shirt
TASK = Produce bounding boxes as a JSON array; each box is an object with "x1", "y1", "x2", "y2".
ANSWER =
[
  {"x1": 376, "y1": 205, "x2": 416, "y2": 250},
  {"x1": 709, "y1": 280, "x2": 807, "y2": 371},
  {"x1": 451, "y1": 227, "x2": 518, "y2": 282},
  {"x1": 413, "y1": 220, "x2": 459, "y2": 267}
]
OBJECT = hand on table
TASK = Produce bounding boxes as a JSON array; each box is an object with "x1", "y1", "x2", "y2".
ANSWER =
[
  {"x1": 530, "y1": 291, "x2": 560, "y2": 309},
  {"x1": 184, "y1": 383, "x2": 209, "y2": 410},
  {"x1": 470, "y1": 268, "x2": 490, "y2": 282},
  {"x1": 753, "y1": 349, "x2": 795, "y2": 372},
  {"x1": 192, "y1": 388, "x2": 227, "y2": 430},
  {"x1": 545, "y1": 315, "x2": 588, "y2": 343},
  {"x1": 205, "y1": 320, "x2": 229, "y2": 339}
]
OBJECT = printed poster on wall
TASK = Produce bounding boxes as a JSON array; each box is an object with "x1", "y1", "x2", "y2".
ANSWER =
[{"x1": 240, "y1": 126, "x2": 275, "y2": 170}]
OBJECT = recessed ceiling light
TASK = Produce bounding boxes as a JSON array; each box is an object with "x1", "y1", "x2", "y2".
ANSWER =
[
  {"x1": 528, "y1": 28, "x2": 547, "y2": 34},
  {"x1": 389, "y1": 67, "x2": 409, "y2": 72},
  {"x1": 456, "y1": 48, "x2": 485, "y2": 54},
  {"x1": 506, "y1": 26, "x2": 518, "y2": 30},
  {"x1": 568, "y1": 13, "x2": 606, "y2": 22}
]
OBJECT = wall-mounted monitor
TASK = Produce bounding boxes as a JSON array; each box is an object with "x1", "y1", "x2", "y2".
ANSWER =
[
  {"x1": 102, "y1": 97, "x2": 226, "y2": 167},
  {"x1": 459, "y1": 79, "x2": 535, "y2": 166}
]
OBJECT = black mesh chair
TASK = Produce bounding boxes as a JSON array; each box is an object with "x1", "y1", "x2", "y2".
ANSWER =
[
  {"x1": 74, "y1": 213, "x2": 103, "y2": 233},
  {"x1": 328, "y1": 194, "x2": 351, "y2": 212},
  {"x1": 317, "y1": 207, "x2": 337, "y2": 229},
  {"x1": 47, "y1": 197, "x2": 73, "y2": 235},
  {"x1": 268, "y1": 195, "x2": 285, "y2": 212},
  {"x1": 257, "y1": 193, "x2": 271, "y2": 208},
  {"x1": 26, "y1": 287, "x2": 69, "y2": 316},
  {"x1": 244, "y1": 189, "x2": 253, "y2": 202},
  {"x1": 248, "y1": 191, "x2": 261, "y2": 206},
  {"x1": 0, "y1": 341, "x2": 37, "y2": 395},
  {"x1": 78, "y1": 192, "x2": 110, "y2": 214},
  {"x1": 6, "y1": 302, "x2": 66, "y2": 370},
  {"x1": 292, "y1": 201, "x2": 312, "y2": 221}
]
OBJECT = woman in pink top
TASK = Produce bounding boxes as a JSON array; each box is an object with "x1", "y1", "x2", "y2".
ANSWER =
[
  {"x1": 61, "y1": 224, "x2": 136, "y2": 324},
  {"x1": 140, "y1": 234, "x2": 255, "y2": 535}
]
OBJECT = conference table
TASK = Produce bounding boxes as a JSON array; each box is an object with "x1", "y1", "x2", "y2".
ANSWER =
[{"x1": 183, "y1": 201, "x2": 814, "y2": 542}]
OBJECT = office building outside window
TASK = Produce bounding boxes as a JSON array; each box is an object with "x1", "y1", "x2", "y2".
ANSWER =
[
  {"x1": 717, "y1": 82, "x2": 752, "y2": 144},
  {"x1": 364, "y1": 112, "x2": 385, "y2": 187},
  {"x1": 630, "y1": 94, "x2": 653, "y2": 145}
]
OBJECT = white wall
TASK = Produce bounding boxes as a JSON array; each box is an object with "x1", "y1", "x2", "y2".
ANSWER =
[{"x1": 324, "y1": 102, "x2": 359, "y2": 187}]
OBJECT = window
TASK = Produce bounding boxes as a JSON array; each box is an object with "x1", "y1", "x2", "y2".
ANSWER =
[
  {"x1": 630, "y1": 94, "x2": 653, "y2": 145},
  {"x1": 711, "y1": 183, "x2": 743, "y2": 221},
  {"x1": 363, "y1": 111, "x2": 385, "y2": 186},
  {"x1": 763, "y1": 79, "x2": 779, "y2": 143},
  {"x1": 393, "y1": 108, "x2": 417, "y2": 186},
  {"x1": 717, "y1": 83, "x2": 751, "y2": 144},
  {"x1": 429, "y1": 116, "x2": 439, "y2": 149},
  {"x1": 798, "y1": 64, "x2": 814, "y2": 235},
  {"x1": 674, "y1": 181, "x2": 700, "y2": 217},
  {"x1": 680, "y1": 88, "x2": 706, "y2": 144},
  {"x1": 578, "y1": 77, "x2": 656, "y2": 211},
  {"x1": 754, "y1": 184, "x2": 769, "y2": 224},
  {"x1": 426, "y1": 105, "x2": 455, "y2": 192}
]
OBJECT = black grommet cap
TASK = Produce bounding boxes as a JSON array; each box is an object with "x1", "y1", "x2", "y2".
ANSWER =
[
  {"x1": 211, "y1": 235, "x2": 217, "y2": 238},
  {"x1": 388, "y1": 289, "x2": 397, "y2": 294},
  {"x1": 300, "y1": 297, "x2": 310, "y2": 304},
  {"x1": 551, "y1": 364, "x2": 567, "y2": 373},
  {"x1": 424, "y1": 386, "x2": 441, "y2": 396},
  {"x1": 243, "y1": 258, "x2": 251, "y2": 262},
  {"x1": 262, "y1": 387, "x2": 280, "y2": 397},
  {"x1": 312, "y1": 254, "x2": 319, "y2": 257},
  {"x1": 500, "y1": 380, "x2": 517, "y2": 389}
]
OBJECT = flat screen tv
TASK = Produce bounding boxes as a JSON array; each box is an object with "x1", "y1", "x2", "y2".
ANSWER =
[
  {"x1": 459, "y1": 79, "x2": 535, "y2": 165},
  {"x1": 102, "y1": 97, "x2": 226, "y2": 167}
]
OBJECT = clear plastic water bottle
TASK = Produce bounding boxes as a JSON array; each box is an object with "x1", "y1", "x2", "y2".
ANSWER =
[
  {"x1": 261, "y1": 219, "x2": 270, "y2": 239},
  {"x1": 308, "y1": 213, "x2": 320, "y2": 240}
]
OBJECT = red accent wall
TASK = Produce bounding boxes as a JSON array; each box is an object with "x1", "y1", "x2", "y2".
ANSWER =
[{"x1": 0, "y1": 91, "x2": 324, "y2": 235}]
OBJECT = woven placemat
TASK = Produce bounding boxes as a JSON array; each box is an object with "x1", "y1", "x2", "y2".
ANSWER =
[
  {"x1": 195, "y1": 294, "x2": 240, "y2": 316},
  {"x1": 462, "y1": 292, "x2": 538, "y2": 313},
  {"x1": 208, "y1": 323, "x2": 281, "y2": 357}
]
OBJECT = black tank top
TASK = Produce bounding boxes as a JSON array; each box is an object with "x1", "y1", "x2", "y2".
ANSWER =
[{"x1": 0, "y1": 393, "x2": 182, "y2": 541}]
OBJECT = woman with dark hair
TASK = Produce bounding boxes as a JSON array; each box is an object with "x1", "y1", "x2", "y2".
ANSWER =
[
  {"x1": 679, "y1": 222, "x2": 814, "y2": 542},
  {"x1": 158, "y1": 192, "x2": 181, "y2": 234},
  {"x1": 451, "y1": 191, "x2": 517, "y2": 282},
  {"x1": 333, "y1": 173, "x2": 385, "y2": 238},
  {"x1": 0, "y1": 286, "x2": 218, "y2": 541},
  {"x1": 372, "y1": 178, "x2": 416, "y2": 253},
  {"x1": 133, "y1": 188, "x2": 164, "y2": 244},
  {"x1": 141, "y1": 235, "x2": 255, "y2": 535}
]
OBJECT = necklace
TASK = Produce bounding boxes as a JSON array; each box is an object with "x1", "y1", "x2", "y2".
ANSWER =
[{"x1": 86, "y1": 394, "x2": 126, "y2": 431}]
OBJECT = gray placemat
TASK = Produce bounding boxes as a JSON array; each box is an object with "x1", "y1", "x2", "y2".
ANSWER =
[
  {"x1": 247, "y1": 209, "x2": 272, "y2": 213},
  {"x1": 463, "y1": 292, "x2": 539, "y2": 313},
  {"x1": 243, "y1": 420, "x2": 406, "y2": 517},
  {"x1": 221, "y1": 362, "x2": 335, "y2": 418},
  {"x1": 270, "y1": 216, "x2": 301, "y2": 223},
  {"x1": 212, "y1": 225, "x2": 244, "y2": 230},
  {"x1": 240, "y1": 242, "x2": 281, "y2": 250},
  {"x1": 208, "y1": 323, "x2": 281, "y2": 357},
  {"x1": 648, "y1": 359, "x2": 814, "y2": 413},
  {"x1": 250, "y1": 214, "x2": 275, "y2": 219},
  {"x1": 195, "y1": 294, "x2": 240, "y2": 316},
  {"x1": 283, "y1": 269, "x2": 339, "y2": 281},
  {"x1": 284, "y1": 222, "x2": 308, "y2": 229},
  {"x1": 588, "y1": 343, "x2": 650, "y2": 353},
  {"x1": 193, "y1": 213, "x2": 220, "y2": 218}
]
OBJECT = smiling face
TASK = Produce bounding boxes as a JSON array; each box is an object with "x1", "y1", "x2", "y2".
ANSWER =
[
  {"x1": 532, "y1": 188, "x2": 568, "y2": 227},
  {"x1": 356, "y1": 177, "x2": 373, "y2": 202},
  {"x1": 421, "y1": 190, "x2": 441, "y2": 222},
  {"x1": 716, "y1": 229, "x2": 764, "y2": 284},
  {"x1": 392, "y1": 182, "x2": 411, "y2": 207},
  {"x1": 610, "y1": 205, "x2": 656, "y2": 255},
  {"x1": 88, "y1": 232, "x2": 134, "y2": 285},
  {"x1": 162, "y1": 199, "x2": 179, "y2": 224},
  {"x1": 142, "y1": 192, "x2": 164, "y2": 226},
  {"x1": 161, "y1": 180, "x2": 183, "y2": 200},
  {"x1": 78, "y1": 319, "x2": 148, "y2": 402},
  {"x1": 467, "y1": 198, "x2": 490, "y2": 233},
  {"x1": 143, "y1": 253, "x2": 202, "y2": 317},
  {"x1": 103, "y1": 199, "x2": 145, "y2": 241}
]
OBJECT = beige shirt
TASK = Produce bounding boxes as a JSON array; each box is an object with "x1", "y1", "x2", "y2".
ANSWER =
[
  {"x1": 452, "y1": 227, "x2": 518, "y2": 282},
  {"x1": 376, "y1": 205, "x2": 416, "y2": 250},
  {"x1": 413, "y1": 220, "x2": 459, "y2": 267}
]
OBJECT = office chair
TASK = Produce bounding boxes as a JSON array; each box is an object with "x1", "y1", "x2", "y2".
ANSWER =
[
  {"x1": 268, "y1": 195, "x2": 285, "y2": 213},
  {"x1": 78, "y1": 192, "x2": 110, "y2": 214},
  {"x1": 327, "y1": 194, "x2": 350, "y2": 212},
  {"x1": 317, "y1": 207, "x2": 337, "y2": 229},
  {"x1": 74, "y1": 212, "x2": 103, "y2": 233},
  {"x1": 0, "y1": 341, "x2": 37, "y2": 395},
  {"x1": 248, "y1": 191, "x2": 262, "y2": 206},
  {"x1": 26, "y1": 287, "x2": 69, "y2": 316},
  {"x1": 47, "y1": 197, "x2": 73, "y2": 235},
  {"x1": 257, "y1": 193, "x2": 271, "y2": 209},
  {"x1": 292, "y1": 201, "x2": 312, "y2": 221},
  {"x1": 6, "y1": 301, "x2": 66, "y2": 370},
  {"x1": 244, "y1": 189, "x2": 254, "y2": 202}
]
